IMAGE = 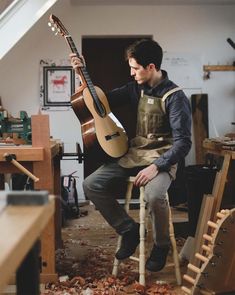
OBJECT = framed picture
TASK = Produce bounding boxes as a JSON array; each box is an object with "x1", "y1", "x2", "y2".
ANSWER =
[{"x1": 42, "y1": 66, "x2": 75, "y2": 107}]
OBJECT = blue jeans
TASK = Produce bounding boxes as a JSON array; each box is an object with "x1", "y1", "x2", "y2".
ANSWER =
[{"x1": 83, "y1": 161, "x2": 172, "y2": 246}]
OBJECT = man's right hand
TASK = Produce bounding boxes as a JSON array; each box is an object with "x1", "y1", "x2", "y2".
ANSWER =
[{"x1": 69, "y1": 53, "x2": 85, "y2": 74}]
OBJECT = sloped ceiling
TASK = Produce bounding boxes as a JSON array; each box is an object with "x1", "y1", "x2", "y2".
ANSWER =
[
  {"x1": 1, "y1": 0, "x2": 235, "y2": 60},
  {"x1": 0, "y1": 0, "x2": 14, "y2": 14},
  {"x1": 0, "y1": 0, "x2": 59, "y2": 60},
  {"x1": 70, "y1": 0, "x2": 235, "y2": 5}
]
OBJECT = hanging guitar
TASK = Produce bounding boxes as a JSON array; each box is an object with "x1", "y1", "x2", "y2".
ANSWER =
[{"x1": 48, "y1": 14, "x2": 128, "y2": 158}]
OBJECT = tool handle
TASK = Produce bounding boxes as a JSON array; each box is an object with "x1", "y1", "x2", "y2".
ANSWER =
[{"x1": 4, "y1": 153, "x2": 39, "y2": 183}]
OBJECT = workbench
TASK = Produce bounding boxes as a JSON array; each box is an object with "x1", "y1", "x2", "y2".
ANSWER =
[
  {"x1": 203, "y1": 139, "x2": 235, "y2": 219},
  {"x1": 0, "y1": 192, "x2": 55, "y2": 294},
  {"x1": 0, "y1": 114, "x2": 62, "y2": 283}
]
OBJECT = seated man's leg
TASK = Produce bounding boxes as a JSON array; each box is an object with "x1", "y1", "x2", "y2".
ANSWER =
[
  {"x1": 145, "y1": 171, "x2": 172, "y2": 271},
  {"x1": 83, "y1": 162, "x2": 136, "y2": 235},
  {"x1": 83, "y1": 162, "x2": 141, "y2": 259}
]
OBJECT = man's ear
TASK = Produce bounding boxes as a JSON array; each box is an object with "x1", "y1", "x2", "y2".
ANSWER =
[{"x1": 148, "y1": 63, "x2": 156, "y2": 71}]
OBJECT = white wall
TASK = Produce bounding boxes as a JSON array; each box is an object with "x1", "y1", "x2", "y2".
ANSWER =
[{"x1": 0, "y1": 0, "x2": 235, "y2": 199}]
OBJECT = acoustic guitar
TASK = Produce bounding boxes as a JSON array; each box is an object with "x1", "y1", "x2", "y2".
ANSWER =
[{"x1": 48, "y1": 14, "x2": 128, "y2": 158}]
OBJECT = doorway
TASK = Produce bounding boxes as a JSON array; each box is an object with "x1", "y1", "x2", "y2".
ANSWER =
[{"x1": 82, "y1": 36, "x2": 152, "y2": 177}]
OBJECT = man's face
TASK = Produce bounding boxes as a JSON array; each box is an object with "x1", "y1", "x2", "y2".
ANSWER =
[{"x1": 128, "y1": 57, "x2": 152, "y2": 85}]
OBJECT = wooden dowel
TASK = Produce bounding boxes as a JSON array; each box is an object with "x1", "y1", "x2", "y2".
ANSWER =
[
  {"x1": 195, "y1": 253, "x2": 209, "y2": 263},
  {"x1": 130, "y1": 256, "x2": 140, "y2": 262},
  {"x1": 203, "y1": 234, "x2": 213, "y2": 242},
  {"x1": 216, "y1": 212, "x2": 225, "y2": 219},
  {"x1": 183, "y1": 274, "x2": 195, "y2": 284},
  {"x1": 220, "y1": 209, "x2": 230, "y2": 214},
  {"x1": 4, "y1": 153, "x2": 39, "y2": 182},
  {"x1": 181, "y1": 286, "x2": 192, "y2": 294},
  {"x1": 207, "y1": 221, "x2": 218, "y2": 229},
  {"x1": 202, "y1": 244, "x2": 211, "y2": 253},
  {"x1": 187, "y1": 263, "x2": 201, "y2": 274},
  {"x1": 200, "y1": 289, "x2": 215, "y2": 295}
]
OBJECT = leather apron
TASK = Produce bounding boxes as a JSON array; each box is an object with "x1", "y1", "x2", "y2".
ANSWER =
[{"x1": 118, "y1": 87, "x2": 181, "y2": 179}]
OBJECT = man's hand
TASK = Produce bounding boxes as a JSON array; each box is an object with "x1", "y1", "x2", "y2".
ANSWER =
[
  {"x1": 69, "y1": 53, "x2": 85, "y2": 74},
  {"x1": 134, "y1": 164, "x2": 159, "y2": 187}
]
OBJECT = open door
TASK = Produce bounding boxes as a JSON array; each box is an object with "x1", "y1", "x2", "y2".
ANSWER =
[{"x1": 82, "y1": 36, "x2": 152, "y2": 177}]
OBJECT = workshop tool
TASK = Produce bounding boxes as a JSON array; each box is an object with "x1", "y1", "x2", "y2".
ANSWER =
[
  {"x1": 0, "y1": 110, "x2": 32, "y2": 143},
  {"x1": 4, "y1": 153, "x2": 39, "y2": 182}
]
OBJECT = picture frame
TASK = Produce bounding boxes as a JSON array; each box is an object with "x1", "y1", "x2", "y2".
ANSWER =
[{"x1": 42, "y1": 66, "x2": 75, "y2": 107}]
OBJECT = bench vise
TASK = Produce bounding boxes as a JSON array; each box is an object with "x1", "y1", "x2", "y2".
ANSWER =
[{"x1": 0, "y1": 111, "x2": 32, "y2": 144}]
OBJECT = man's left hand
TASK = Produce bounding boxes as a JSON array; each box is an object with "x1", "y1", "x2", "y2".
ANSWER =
[{"x1": 134, "y1": 164, "x2": 158, "y2": 187}]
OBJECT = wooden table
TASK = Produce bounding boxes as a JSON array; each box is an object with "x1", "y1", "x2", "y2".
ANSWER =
[
  {"x1": 0, "y1": 114, "x2": 62, "y2": 283},
  {"x1": 0, "y1": 192, "x2": 55, "y2": 294}
]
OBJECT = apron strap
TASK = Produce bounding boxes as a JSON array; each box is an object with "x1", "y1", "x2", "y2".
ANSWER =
[{"x1": 161, "y1": 86, "x2": 182, "y2": 113}]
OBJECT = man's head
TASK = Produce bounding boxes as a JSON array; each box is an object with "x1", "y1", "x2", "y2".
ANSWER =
[
  {"x1": 125, "y1": 39, "x2": 163, "y2": 70},
  {"x1": 125, "y1": 39, "x2": 163, "y2": 86}
]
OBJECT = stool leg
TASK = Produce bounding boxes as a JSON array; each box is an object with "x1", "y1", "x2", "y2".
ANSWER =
[
  {"x1": 139, "y1": 186, "x2": 146, "y2": 286},
  {"x1": 112, "y1": 181, "x2": 133, "y2": 276},
  {"x1": 167, "y1": 196, "x2": 182, "y2": 285},
  {"x1": 112, "y1": 235, "x2": 122, "y2": 276}
]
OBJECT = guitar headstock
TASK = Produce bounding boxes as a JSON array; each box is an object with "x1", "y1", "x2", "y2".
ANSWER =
[{"x1": 48, "y1": 14, "x2": 69, "y2": 37}]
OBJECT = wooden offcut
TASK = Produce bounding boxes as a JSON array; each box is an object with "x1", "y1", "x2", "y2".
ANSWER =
[{"x1": 191, "y1": 94, "x2": 209, "y2": 164}]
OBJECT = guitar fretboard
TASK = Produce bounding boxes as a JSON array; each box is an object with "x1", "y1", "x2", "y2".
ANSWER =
[{"x1": 66, "y1": 36, "x2": 106, "y2": 117}]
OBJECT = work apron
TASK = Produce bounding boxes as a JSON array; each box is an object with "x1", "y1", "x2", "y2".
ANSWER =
[{"x1": 118, "y1": 87, "x2": 181, "y2": 179}]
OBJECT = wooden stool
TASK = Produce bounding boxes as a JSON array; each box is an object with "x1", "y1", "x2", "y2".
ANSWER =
[{"x1": 112, "y1": 176, "x2": 182, "y2": 286}]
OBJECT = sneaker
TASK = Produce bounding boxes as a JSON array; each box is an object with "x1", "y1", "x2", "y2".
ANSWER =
[
  {"x1": 115, "y1": 223, "x2": 140, "y2": 260},
  {"x1": 145, "y1": 244, "x2": 170, "y2": 272}
]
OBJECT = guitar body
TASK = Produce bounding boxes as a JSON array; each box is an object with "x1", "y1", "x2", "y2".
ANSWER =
[{"x1": 71, "y1": 86, "x2": 128, "y2": 158}]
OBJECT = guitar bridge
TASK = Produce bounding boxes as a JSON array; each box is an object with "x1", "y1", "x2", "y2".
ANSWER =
[{"x1": 105, "y1": 132, "x2": 120, "y2": 141}]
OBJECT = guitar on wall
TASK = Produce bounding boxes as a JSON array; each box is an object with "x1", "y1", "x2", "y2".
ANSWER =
[{"x1": 48, "y1": 14, "x2": 128, "y2": 158}]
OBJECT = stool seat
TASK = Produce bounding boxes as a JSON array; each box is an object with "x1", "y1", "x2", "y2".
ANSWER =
[{"x1": 112, "y1": 176, "x2": 182, "y2": 286}]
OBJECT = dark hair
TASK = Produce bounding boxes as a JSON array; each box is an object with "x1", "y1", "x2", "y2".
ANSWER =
[{"x1": 125, "y1": 39, "x2": 163, "y2": 70}]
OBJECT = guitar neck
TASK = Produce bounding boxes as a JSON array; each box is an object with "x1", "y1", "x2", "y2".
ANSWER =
[{"x1": 65, "y1": 35, "x2": 106, "y2": 117}]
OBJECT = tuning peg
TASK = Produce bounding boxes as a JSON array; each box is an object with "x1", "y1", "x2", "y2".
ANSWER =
[{"x1": 48, "y1": 22, "x2": 52, "y2": 27}]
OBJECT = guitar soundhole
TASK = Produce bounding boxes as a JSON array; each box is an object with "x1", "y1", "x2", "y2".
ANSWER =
[{"x1": 105, "y1": 132, "x2": 120, "y2": 141}]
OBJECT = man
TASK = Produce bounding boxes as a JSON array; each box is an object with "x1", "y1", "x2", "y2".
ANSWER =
[{"x1": 70, "y1": 39, "x2": 191, "y2": 272}]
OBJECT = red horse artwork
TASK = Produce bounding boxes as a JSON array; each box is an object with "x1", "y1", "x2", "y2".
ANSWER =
[{"x1": 51, "y1": 75, "x2": 68, "y2": 90}]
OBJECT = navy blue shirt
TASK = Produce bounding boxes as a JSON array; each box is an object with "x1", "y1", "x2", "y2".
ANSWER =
[{"x1": 107, "y1": 70, "x2": 192, "y2": 172}]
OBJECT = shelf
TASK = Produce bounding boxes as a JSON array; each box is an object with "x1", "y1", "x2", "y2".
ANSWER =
[{"x1": 203, "y1": 65, "x2": 235, "y2": 72}]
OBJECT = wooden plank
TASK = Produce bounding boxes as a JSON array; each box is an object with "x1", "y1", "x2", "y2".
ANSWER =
[
  {"x1": 31, "y1": 114, "x2": 57, "y2": 278},
  {"x1": 210, "y1": 153, "x2": 231, "y2": 221},
  {"x1": 0, "y1": 196, "x2": 55, "y2": 293},
  {"x1": 203, "y1": 65, "x2": 235, "y2": 72},
  {"x1": 0, "y1": 147, "x2": 44, "y2": 161},
  {"x1": 191, "y1": 94, "x2": 208, "y2": 164}
]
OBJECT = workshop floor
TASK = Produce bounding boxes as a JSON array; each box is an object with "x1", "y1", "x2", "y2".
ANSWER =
[{"x1": 41, "y1": 204, "x2": 189, "y2": 295}]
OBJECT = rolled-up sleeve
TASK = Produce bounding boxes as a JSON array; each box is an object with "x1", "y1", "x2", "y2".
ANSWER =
[{"x1": 154, "y1": 91, "x2": 192, "y2": 171}]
